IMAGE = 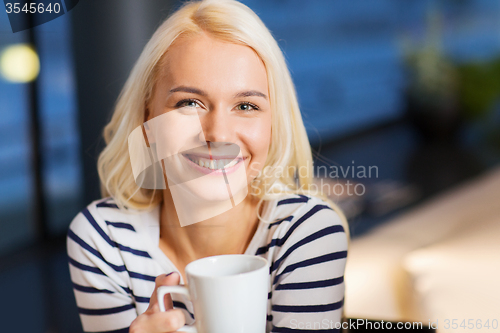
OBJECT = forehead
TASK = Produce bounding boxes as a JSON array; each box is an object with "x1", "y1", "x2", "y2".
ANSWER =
[{"x1": 157, "y1": 32, "x2": 269, "y2": 93}]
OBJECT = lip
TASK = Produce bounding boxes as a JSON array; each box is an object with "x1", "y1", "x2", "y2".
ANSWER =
[{"x1": 182, "y1": 154, "x2": 245, "y2": 176}]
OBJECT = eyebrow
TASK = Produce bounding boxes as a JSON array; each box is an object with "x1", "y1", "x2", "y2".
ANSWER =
[
  {"x1": 169, "y1": 86, "x2": 206, "y2": 96},
  {"x1": 169, "y1": 86, "x2": 268, "y2": 100}
]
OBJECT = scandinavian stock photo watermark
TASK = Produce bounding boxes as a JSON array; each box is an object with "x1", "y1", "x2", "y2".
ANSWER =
[{"x1": 249, "y1": 160, "x2": 379, "y2": 198}]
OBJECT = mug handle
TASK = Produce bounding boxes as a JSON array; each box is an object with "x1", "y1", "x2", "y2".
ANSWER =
[{"x1": 157, "y1": 286, "x2": 197, "y2": 333}]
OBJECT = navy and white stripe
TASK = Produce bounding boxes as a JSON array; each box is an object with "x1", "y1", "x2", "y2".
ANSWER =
[{"x1": 67, "y1": 193, "x2": 348, "y2": 332}]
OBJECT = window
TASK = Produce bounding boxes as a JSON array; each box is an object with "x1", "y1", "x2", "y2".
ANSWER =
[{"x1": 0, "y1": 10, "x2": 81, "y2": 254}]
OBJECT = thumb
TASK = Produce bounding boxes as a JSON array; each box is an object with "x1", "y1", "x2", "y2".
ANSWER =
[{"x1": 148, "y1": 272, "x2": 181, "y2": 312}]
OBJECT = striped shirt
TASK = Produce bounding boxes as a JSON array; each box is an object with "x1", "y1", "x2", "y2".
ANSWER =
[{"x1": 67, "y1": 193, "x2": 348, "y2": 332}]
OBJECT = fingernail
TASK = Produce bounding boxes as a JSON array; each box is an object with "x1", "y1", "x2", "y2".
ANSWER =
[{"x1": 165, "y1": 272, "x2": 174, "y2": 277}]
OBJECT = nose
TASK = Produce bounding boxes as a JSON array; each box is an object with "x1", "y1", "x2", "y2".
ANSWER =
[{"x1": 200, "y1": 107, "x2": 234, "y2": 144}]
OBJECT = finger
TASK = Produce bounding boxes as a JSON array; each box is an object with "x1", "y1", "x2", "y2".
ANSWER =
[
  {"x1": 148, "y1": 272, "x2": 181, "y2": 311},
  {"x1": 148, "y1": 308, "x2": 186, "y2": 332},
  {"x1": 158, "y1": 272, "x2": 181, "y2": 311}
]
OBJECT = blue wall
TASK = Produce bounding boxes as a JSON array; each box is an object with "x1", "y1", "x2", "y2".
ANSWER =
[{"x1": 242, "y1": 0, "x2": 500, "y2": 145}]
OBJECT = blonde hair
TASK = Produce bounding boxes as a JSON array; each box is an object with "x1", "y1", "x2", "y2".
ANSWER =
[{"x1": 97, "y1": 0, "x2": 349, "y2": 240}]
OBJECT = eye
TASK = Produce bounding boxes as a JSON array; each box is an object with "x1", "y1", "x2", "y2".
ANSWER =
[
  {"x1": 236, "y1": 102, "x2": 260, "y2": 112},
  {"x1": 175, "y1": 98, "x2": 201, "y2": 108}
]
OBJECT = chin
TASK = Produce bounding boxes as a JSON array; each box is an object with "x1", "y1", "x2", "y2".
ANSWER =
[
  {"x1": 192, "y1": 184, "x2": 234, "y2": 203},
  {"x1": 174, "y1": 175, "x2": 241, "y2": 203}
]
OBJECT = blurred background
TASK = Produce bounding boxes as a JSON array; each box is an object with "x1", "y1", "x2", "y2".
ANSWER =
[{"x1": 1, "y1": 0, "x2": 499, "y2": 332}]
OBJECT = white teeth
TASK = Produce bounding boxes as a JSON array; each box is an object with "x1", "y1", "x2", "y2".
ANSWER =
[{"x1": 187, "y1": 155, "x2": 240, "y2": 170}]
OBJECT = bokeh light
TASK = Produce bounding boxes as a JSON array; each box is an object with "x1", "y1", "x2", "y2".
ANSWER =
[{"x1": 0, "y1": 44, "x2": 40, "y2": 83}]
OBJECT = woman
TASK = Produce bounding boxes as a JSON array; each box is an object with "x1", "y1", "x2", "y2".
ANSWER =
[{"x1": 67, "y1": 0, "x2": 349, "y2": 332}]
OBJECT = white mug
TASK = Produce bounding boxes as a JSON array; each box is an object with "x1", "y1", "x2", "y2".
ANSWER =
[{"x1": 157, "y1": 254, "x2": 269, "y2": 333}]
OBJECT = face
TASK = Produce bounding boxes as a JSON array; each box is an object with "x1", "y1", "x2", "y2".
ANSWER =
[{"x1": 145, "y1": 32, "x2": 272, "y2": 207}]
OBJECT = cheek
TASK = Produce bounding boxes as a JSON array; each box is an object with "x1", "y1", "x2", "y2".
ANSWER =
[{"x1": 241, "y1": 118, "x2": 272, "y2": 168}]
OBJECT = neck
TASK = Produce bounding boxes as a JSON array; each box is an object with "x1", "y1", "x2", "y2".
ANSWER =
[{"x1": 159, "y1": 186, "x2": 262, "y2": 263}]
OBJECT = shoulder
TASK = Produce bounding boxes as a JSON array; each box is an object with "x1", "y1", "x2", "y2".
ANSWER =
[
  {"x1": 67, "y1": 197, "x2": 156, "y2": 274},
  {"x1": 69, "y1": 197, "x2": 124, "y2": 234},
  {"x1": 68, "y1": 197, "x2": 138, "y2": 251},
  {"x1": 267, "y1": 193, "x2": 348, "y2": 252},
  {"x1": 271, "y1": 193, "x2": 345, "y2": 231}
]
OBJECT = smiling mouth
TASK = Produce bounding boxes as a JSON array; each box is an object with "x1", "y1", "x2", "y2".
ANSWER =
[{"x1": 183, "y1": 154, "x2": 243, "y2": 170}]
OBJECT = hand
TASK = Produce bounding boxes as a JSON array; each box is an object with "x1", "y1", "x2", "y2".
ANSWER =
[{"x1": 130, "y1": 272, "x2": 186, "y2": 333}]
